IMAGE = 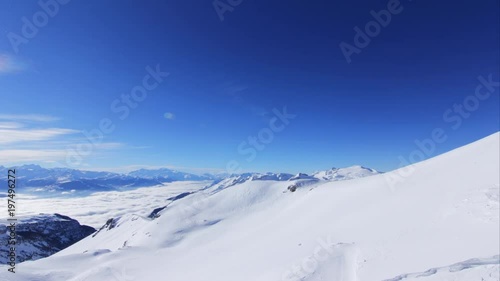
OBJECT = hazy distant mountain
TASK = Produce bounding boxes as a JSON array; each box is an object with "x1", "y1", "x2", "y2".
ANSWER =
[
  {"x1": 0, "y1": 165, "x2": 163, "y2": 195},
  {"x1": 127, "y1": 168, "x2": 217, "y2": 181},
  {"x1": 0, "y1": 164, "x2": 381, "y2": 197}
]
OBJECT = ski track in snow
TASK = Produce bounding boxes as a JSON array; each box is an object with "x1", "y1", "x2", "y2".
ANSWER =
[{"x1": 384, "y1": 255, "x2": 500, "y2": 281}]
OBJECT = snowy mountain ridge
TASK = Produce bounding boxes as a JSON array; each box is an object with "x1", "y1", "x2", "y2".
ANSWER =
[
  {"x1": 312, "y1": 165, "x2": 380, "y2": 181},
  {"x1": 0, "y1": 165, "x2": 379, "y2": 197},
  {"x1": 204, "y1": 166, "x2": 381, "y2": 193}
]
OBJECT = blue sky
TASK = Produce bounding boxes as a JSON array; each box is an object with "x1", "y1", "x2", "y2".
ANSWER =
[{"x1": 0, "y1": 0, "x2": 498, "y2": 174}]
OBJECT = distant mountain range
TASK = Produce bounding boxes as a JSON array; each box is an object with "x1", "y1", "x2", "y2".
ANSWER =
[
  {"x1": 0, "y1": 164, "x2": 380, "y2": 196},
  {"x1": 0, "y1": 165, "x2": 216, "y2": 196},
  {"x1": 128, "y1": 167, "x2": 219, "y2": 181}
]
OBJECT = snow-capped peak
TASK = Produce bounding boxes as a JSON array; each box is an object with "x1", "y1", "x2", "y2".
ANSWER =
[{"x1": 312, "y1": 165, "x2": 381, "y2": 181}]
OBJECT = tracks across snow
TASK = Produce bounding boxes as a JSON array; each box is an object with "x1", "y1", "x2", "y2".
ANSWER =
[{"x1": 384, "y1": 255, "x2": 500, "y2": 281}]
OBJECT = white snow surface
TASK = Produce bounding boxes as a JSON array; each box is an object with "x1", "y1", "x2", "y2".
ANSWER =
[
  {"x1": 1, "y1": 132, "x2": 498, "y2": 281},
  {"x1": 313, "y1": 165, "x2": 380, "y2": 181}
]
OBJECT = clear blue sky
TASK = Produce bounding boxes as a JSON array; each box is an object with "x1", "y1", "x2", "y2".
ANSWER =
[{"x1": 0, "y1": 0, "x2": 498, "y2": 174}]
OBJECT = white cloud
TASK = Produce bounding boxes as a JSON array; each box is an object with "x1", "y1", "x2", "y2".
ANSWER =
[
  {"x1": 0, "y1": 114, "x2": 59, "y2": 122},
  {"x1": 61, "y1": 189, "x2": 76, "y2": 195},
  {"x1": 0, "y1": 54, "x2": 27, "y2": 74},
  {"x1": 0, "y1": 142, "x2": 126, "y2": 165},
  {"x1": 84, "y1": 164, "x2": 226, "y2": 174},
  {"x1": 0, "y1": 149, "x2": 68, "y2": 162},
  {"x1": 90, "y1": 142, "x2": 124, "y2": 150},
  {"x1": 15, "y1": 181, "x2": 208, "y2": 228},
  {"x1": 0, "y1": 128, "x2": 79, "y2": 144},
  {"x1": 0, "y1": 114, "x2": 125, "y2": 165},
  {"x1": 0, "y1": 122, "x2": 24, "y2": 129},
  {"x1": 164, "y1": 112, "x2": 175, "y2": 120}
]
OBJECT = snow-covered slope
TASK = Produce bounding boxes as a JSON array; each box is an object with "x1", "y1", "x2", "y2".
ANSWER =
[{"x1": 2, "y1": 133, "x2": 498, "y2": 281}]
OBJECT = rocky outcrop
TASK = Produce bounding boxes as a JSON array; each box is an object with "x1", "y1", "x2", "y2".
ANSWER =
[{"x1": 0, "y1": 214, "x2": 95, "y2": 263}]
